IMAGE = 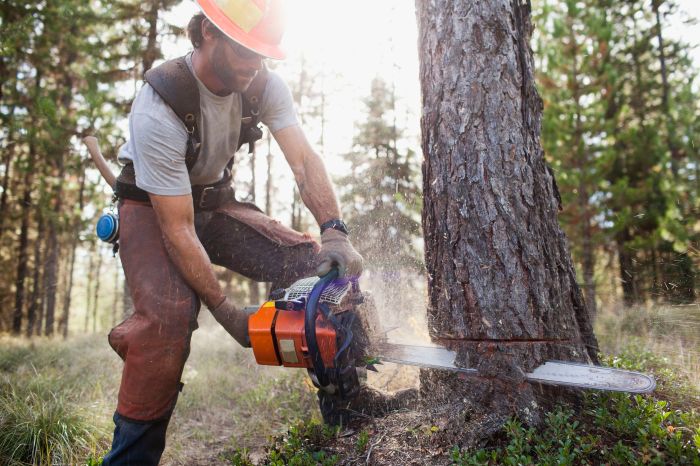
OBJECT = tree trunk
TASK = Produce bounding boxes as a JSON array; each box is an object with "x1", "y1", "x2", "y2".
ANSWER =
[
  {"x1": 60, "y1": 171, "x2": 86, "y2": 338},
  {"x1": 92, "y1": 249, "x2": 103, "y2": 333},
  {"x1": 142, "y1": 0, "x2": 161, "y2": 74},
  {"x1": 12, "y1": 168, "x2": 33, "y2": 335},
  {"x1": 416, "y1": 0, "x2": 598, "y2": 436},
  {"x1": 567, "y1": 14, "x2": 597, "y2": 319},
  {"x1": 43, "y1": 160, "x2": 66, "y2": 336},
  {"x1": 85, "y1": 241, "x2": 95, "y2": 332},
  {"x1": 26, "y1": 207, "x2": 45, "y2": 338},
  {"x1": 0, "y1": 138, "x2": 14, "y2": 238},
  {"x1": 43, "y1": 223, "x2": 59, "y2": 336}
]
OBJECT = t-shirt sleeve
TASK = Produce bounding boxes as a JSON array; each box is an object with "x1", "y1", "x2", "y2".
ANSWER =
[
  {"x1": 259, "y1": 71, "x2": 299, "y2": 133},
  {"x1": 127, "y1": 85, "x2": 191, "y2": 196}
]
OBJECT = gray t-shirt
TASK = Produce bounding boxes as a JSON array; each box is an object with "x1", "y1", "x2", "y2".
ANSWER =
[{"x1": 118, "y1": 53, "x2": 298, "y2": 195}]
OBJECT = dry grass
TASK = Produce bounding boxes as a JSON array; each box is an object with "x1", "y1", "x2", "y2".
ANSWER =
[
  {"x1": 0, "y1": 313, "x2": 321, "y2": 465},
  {"x1": 1, "y1": 296, "x2": 698, "y2": 465},
  {"x1": 595, "y1": 302, "x2": 700, "y2": 389}
]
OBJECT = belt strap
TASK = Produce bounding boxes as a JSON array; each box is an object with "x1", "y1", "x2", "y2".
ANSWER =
[
  {"x1": 191, "y1": 183, "x2": 235, "y2": 211},
  {"x1": 115, "y1": 165, "x2": 234, "y2": 211}
]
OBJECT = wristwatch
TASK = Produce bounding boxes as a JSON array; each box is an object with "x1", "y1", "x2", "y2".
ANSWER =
[{"x1": 320, "y1": 218, "x2": 349, "y2": 235}]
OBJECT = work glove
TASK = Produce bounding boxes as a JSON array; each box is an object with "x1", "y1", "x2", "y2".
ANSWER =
[
  {"x1": 316, "y1": 229, "x2": 364, "y2": 278},
  {"x1": 209, "y1": 297, "x2": 250, "y2": 348}
]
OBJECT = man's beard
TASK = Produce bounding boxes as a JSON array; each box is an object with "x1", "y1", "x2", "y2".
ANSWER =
[{"x1": 211, "y1": 42, "x2": 255, "y2": 95}]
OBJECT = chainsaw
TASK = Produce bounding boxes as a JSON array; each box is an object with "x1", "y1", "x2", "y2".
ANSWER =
[{"x1": 243, "y1": 270, "x2": 656, "y2": 398}]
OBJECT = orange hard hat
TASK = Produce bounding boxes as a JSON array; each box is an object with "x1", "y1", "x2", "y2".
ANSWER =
[{"x1": 196, "y1": 0, "x2": 285, "y2": 60}]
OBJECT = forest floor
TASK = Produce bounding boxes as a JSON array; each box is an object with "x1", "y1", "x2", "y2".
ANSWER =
[{"x1": 0, "y1": 304, "x2": 698, "y2": 465}]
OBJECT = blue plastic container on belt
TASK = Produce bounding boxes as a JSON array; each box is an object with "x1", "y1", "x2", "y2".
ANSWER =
[{"x1": 96, "y1": 212, "x2": 119, "y2": 243}]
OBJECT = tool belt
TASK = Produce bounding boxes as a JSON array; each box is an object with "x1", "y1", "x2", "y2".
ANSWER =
[{"x1": 115, "y1": 164, "x2": 235, "y2": 211}]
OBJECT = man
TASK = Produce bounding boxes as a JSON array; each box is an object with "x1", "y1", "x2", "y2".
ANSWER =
[{"x1": 101, "y1": 1, "x2": 363, "y2": 464}]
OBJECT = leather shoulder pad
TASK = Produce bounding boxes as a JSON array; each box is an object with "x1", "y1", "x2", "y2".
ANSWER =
[
  {"x1": 144, "y1": 57, "x2": 200, "y2": 127},
  {"x1": 243, "y1": 66, "x2": 269, "y2": 113}
]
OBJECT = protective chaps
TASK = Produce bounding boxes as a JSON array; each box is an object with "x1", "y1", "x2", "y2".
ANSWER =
[{"x1": 109, "y1": 200, "x2": 199, "y2": 421}]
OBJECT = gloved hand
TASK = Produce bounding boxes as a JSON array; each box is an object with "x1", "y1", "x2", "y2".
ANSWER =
[
  {"x1": 209, "y1": 297, "x2": 250, "y2": 348},
  {"x1": 316, "y1": 229, "x2": 364, "y2": 278}
]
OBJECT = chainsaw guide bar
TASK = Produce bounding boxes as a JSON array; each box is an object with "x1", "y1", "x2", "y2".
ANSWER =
[{"x1": 375, "y1": 343, "x2": 656, "y2": 394}]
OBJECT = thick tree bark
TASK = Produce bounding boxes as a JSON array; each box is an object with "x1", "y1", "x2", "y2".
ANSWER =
[{"x1": 416, "y1": 0, "x2": 598, "y2": 431}]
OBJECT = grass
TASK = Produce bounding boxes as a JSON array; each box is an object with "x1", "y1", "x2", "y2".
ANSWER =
[
  {"x1": 0, "y1": 316, "x2": 321, "y2": 465},
  {"x1": 0, "y1": 335, "x2": 117, "y2": 465},
  {"x1": 0, "y1": 389, "x2": 101, "y2": 465},
  {"x1": 596, "y1": 303, "x2": 700, "y2": 389},
  {"x1": 0, "y1": 303, "x2": 698, "y2": 464}
]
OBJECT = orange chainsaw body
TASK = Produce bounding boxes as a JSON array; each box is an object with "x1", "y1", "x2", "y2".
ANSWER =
[{"x1": 248, "y1": 301, "x2": 337, "y2": 369}]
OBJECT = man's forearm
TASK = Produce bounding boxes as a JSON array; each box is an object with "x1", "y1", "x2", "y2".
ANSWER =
[
  {"x1": 161, "y1": 225, "x2": 224, "y2": 309},
  {"x1": 296, "y1": 150, "x2": 341, "y2": 226}
]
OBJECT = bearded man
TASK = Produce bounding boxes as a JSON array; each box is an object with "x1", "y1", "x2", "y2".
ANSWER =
[{"x1": 101, "y1": 1, "x2": 362, "y2": 463}]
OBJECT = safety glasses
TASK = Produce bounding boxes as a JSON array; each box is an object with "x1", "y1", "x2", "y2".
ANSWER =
[{"x1": 223, "y1": 36, "x2": 264, "y2": 61}]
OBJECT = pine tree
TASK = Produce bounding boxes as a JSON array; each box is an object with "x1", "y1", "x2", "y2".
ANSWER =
[{"x1": 337, "y1": 77, "x2": 422, "y2": 275}]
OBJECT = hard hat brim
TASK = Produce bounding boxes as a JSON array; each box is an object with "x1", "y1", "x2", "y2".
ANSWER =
[{"x1": 196, "y1": 0, "x2": 286, "y2": 60}]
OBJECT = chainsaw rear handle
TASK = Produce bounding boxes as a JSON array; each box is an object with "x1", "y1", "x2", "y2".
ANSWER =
[{"x1": 305, "y1": 267, "x2": 339, "y2": 388}]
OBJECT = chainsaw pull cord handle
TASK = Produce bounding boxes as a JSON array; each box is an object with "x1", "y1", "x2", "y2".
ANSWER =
[{"x1": 305, "y1": 267, "x2": 339, "y2": 388}]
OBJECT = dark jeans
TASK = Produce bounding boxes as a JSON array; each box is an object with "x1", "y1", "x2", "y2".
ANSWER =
[
  {"x1": 102, "y1": 414, "x2": 170, "y2": 466},
  {"x1": 104, "y1": 199, "x2": 319, "y2": 465}
]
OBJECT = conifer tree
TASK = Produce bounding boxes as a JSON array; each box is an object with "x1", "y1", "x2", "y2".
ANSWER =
[{"x1": 337, "y1": 77, "x2": 422, "y2": 274}]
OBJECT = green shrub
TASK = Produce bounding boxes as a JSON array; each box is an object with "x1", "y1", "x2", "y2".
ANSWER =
[
  {"x1": 452, "y1": 351, "x2": 700, "y2": 465},
  {"x1": 0, "y1": 388, "x2": 102, "y2": 465},
  {"x1": 244, "y1": 420, "x2": 339, "y2": 466},
  {"x1": 356, "y1": 428, "x2": 370, "y2": 453}
]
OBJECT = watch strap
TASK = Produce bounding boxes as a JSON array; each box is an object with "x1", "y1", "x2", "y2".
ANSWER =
[{"x1": 320, "y1": 219, "x2": 349, "y2": 235}]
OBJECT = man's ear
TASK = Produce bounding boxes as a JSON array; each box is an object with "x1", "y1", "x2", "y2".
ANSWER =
[{"x1": 201, "y1": 18, "x2": 217, "y2": 42}]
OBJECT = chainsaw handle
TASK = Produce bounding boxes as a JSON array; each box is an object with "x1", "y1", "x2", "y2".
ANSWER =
[{"x1": 305, "y1": 267, "x2": 339, "y2": 388}]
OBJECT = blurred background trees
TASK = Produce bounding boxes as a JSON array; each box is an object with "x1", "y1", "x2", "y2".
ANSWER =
[
  {"x1": 0, "y1": 0, "x2": 698, "y2": 339},
  {"x1": 535, "y1": 0, "x2": 699, "y2": 311}
]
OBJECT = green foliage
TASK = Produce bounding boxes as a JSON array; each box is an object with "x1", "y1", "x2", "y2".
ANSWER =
[
  {"x1": 0, "y1": 336, "x2": 119, "y2": 465},
  {"x1": 356, "y1": 429, "x2": 370, "y2": 454},
  {"x1": 452, "y1": 350, "x2": 700, "y2": 465},
  {"x1": 0, "y1": 388, "x2": 101, "y2": 466},
  {"x1": 0, "y1": 0, "x2": 183, "y2": 335},
  {"x1": 225, "y1": 447, "x2": 255, "y2": 466},
  {"x1": 534, "y1": 0, "x2": 700, "y2": 305},
  {"x1": 246, "y1": 420, "x2": 339, "y2": 466},
  {"x1": 337, "y1": 77, "x2": 423, "y2": 274}
]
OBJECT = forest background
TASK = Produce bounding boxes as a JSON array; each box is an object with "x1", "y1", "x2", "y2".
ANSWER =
[
  {"x1": 2, "y1": 0, "x2": 699, "y2": 340},
  {"x1": 0, "y1": 0, "x2": 699, "y2": 463}
]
